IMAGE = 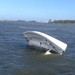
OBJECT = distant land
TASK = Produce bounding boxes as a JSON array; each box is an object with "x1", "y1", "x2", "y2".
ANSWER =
[{"x1": 0, "y1": 19, "x2": 75, "y2": 24}]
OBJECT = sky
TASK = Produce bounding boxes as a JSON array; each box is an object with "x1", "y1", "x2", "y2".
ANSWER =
[{"x1": 0, "y1": 0, "x2": 75, "y2": 21}]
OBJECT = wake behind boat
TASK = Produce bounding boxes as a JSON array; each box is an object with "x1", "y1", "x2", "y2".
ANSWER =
[{"x1": 23, "y1": 31, "x2": 67, "y2": 55}]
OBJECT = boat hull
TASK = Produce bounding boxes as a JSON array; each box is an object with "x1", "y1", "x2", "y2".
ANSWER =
[{"x1": 23, "y1": 31, "x2": 67, "y2": 55}]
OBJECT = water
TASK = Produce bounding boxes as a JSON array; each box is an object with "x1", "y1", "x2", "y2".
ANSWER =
[{"x1": 0, "y1": 21, "x2": 75, "y2": 75}]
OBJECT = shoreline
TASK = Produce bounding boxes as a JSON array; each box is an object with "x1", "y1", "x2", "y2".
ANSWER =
[{"x1": 0, "y1": 20, "x2": 75, "y2": 24}]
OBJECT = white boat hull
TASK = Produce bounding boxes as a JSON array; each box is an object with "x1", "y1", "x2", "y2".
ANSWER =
[{"x1": 23, "y1": 31, "x2": 67, "y2": 55}]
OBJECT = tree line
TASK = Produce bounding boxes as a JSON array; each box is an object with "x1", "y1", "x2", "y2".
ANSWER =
[{"x1": 48, "y1": 20, "x2": 75, "y2": 23}]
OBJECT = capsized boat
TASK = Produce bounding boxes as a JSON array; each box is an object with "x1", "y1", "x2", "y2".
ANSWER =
[{"x1": 23, "y1": 31, "x2": 67, "y2": 55}]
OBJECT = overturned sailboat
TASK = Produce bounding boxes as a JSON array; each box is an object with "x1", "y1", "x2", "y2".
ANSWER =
[{"x1": 23, "y1": 31, "x2": 67, "y2": 55}]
